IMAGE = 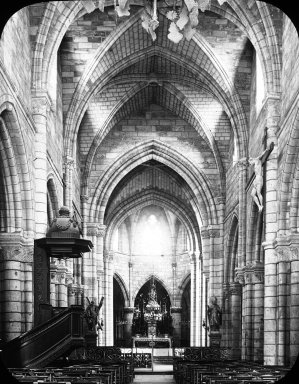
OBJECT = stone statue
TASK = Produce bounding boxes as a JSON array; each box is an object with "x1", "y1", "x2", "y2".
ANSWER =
[
  {"x1": 207, "y1": 296, "x2": 222, "y2": 331},
  {"x1": 84, "y1": 296, "x2": 104, "y2": 332},
  {"x1": 248, "y1": 143, "x2": 274, "y2": 212}
]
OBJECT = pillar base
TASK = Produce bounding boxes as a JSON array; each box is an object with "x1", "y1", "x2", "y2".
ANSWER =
[
  {"x1": 209, "y1": 331, "x2": 221, "y2": 347},
  {"x1": 85, "y1": 332, "x2": 97, "y2": 347}
]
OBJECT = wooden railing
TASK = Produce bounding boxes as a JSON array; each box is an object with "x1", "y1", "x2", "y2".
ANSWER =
[{"x1": 1, "y1": 305, "x2": 84, "y2": 368}]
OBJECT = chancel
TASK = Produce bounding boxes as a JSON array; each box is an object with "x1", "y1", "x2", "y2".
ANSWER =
[{"x1": 0, "y1": 1, "x2": 298, "y2": 384}]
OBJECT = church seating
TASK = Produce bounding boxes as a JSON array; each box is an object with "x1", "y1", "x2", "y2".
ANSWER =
[
  {"x1": 8, "y1": 362, "x2": 134, "y2": 384},
  {"x1": 172, "y1": 348, "x2": 287, "y2": 384}
]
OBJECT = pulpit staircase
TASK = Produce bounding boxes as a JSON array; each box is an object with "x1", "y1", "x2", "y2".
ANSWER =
[{"x1": 0, "y1": 305, "x2": 84, "y2": 368}]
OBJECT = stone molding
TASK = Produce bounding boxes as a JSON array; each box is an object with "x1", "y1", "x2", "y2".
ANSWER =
[
  {"x1": 86, "y1": 224, "x2": 107, "y2": 237},
  {"x1": 264, "y1": 235, "x2": 299, "y2": 263},
  {"x1": 32, "y1": 95, "x2": 51, "y2": 117},
  {"x1": 80, "y1": 194, "x2": 89, "y2": 202},
  {"x1": 235, "y1": 261, "x2": 264, "y2": 285},
  {"x1": 0, "y1": 244, "x2": 34, "y2": 263}
]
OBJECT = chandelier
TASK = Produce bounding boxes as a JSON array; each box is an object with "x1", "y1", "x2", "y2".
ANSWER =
[
  {"x1": 108, "y1": 0, "x2": 227, "y2": 43},
  {"x1": 143, "y1": 277, "x2": 163, "y2": 322}
]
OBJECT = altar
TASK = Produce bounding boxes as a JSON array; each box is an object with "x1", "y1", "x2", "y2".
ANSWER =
[{"x1": 132, "y1": 336, "x2": 172, "y2": 348}]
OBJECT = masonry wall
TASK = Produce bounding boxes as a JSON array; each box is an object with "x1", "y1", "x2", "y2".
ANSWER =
[{"x1": 0, "y1": 7, "x2": 32, "y2": 112}]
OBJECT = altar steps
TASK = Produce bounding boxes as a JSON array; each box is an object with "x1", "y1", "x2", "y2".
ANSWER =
[
  {"x1": 133, "y1": 374, "x2": 175, "y2": 383},
  {"x1": 153, "y1": 356, "x2": 173, "y2": 365}
]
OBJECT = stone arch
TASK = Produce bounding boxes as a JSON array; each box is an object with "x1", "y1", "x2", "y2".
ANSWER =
[
  {"x1": 0, "y1": 101, "x2": 34, "y2": 235},
  {"x1": 104, "y1": 189, "x2": 200, "y2": 255},
  {"x1": 178, "y1": 273, "x2": 192, "y2": 305},
  {"x1": 132, "y1": 274, "x2": 172, "y2": 305},
  {"x1": 278, "y1": 106, "x2": 299, "y2": 233},
  {"x1": 210, "y1": 0, "x2": 281, "y2": 95},
  {"x1": 47, "y1": 176, "x2": 59, "y2": 226},
  {"x1": 225, "y1": 213, "x2": 239, "y2": 283},
  {"x1": 82, "y1": 80, "x2": 226, "y2": 194},
  {"x1": 246, "y1": 200, "x2": 263, "y2": 265},
  {"x1": 65, "y1": 44, "x2": 248, "y2": 161},
  {"x1": 88, "y1": 140, "x2": 219, "y2": 227},
  {"x1": 113, "y1": 272, "x2": 130, "y2": 307}
]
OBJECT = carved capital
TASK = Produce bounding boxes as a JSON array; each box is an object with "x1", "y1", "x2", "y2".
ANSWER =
[
  {"x1": 104, "y1": 250, "x2": 114, "y2": 262},
  {"x1": 80, "y1": 194, "x2": 89, "y2": 203},
  {"x1": 64, "y1": 155, "x2": 74, "y2": 170},
  {"x1": 237, "y1": 158, "x2": 249, "y2": 169},
  {"x1": 32, "y1": 96, "x2": 50, "y2": 117},
  {"x1": 200, "y1": 229, "x2": 210, "y2": 239},
  {"x1": 0, "y1": 244, "x2": 33, "y2": 262},
  {"x1": 242, "y1": 261, "x2": 264, "y2": 284},
  {"x1": 235, "y1": 267, "x2": 245, "y2": 286},
  {"x1": 229, "y1": 282, "x2": 242, "y2": 295},
  {"x1": 86, "y1": 224, "x2": 106, "y2": 237}
]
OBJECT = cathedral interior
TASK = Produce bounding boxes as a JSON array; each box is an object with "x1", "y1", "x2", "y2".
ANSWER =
[{"x1": 0, "y1": 1, "x2": 299, "y2": 383}]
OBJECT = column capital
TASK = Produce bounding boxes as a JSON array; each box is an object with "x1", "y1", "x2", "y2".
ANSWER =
[
  {"x1": 80, "y1": 194, "x2": 89, "y2": 202},
  {"x1": 237, "y1": 157, "x2": 249, "y2": 169},
  {"x1": 32, "y1": 92, "x2": 52, "y2": 117},
  {"x1": 229, "y1": 282, "x2": 242, "y2": 295},
  {"x1": 234, "y1": 267, "x2": 245, "y2": 286},
  {"x1": 242, "y1": 261, "x2": 264, "y2": 284},
  {"x1": 104, "y1": 250, "x2": 114, "y2": 262},
  {"x1": 0, "y1": 238, "x2": 33, "y2": 263},
  {"x1": 86, "y1": 223, "x2": 107, "y2": 237},
  {"x1": 63, "y1": 155, "x2": 74, "y2": 169}
]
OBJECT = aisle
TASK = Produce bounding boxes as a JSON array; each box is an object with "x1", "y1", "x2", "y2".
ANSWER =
[{"x1": 133, "y1": 374, "x2": 175, "y2": 383}]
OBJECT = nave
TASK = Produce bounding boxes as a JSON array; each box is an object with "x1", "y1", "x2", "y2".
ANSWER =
[
  {"x1": 1, "y1": 0, "x2": 299, "y2": 381},
  {"x1": 3, "y1": 346, "x2": 292, "y2": 384}
]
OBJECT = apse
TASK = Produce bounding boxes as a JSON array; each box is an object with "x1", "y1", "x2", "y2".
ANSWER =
[{"x1": 134, "y1": 205, "x2": 172, "y2": 257}]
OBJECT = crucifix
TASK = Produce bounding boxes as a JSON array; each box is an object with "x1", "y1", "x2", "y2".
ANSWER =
[{"x1": 248, "y1": 141, "x2": 274, "y2": 212}]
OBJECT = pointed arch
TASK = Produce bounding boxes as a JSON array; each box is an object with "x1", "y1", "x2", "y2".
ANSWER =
[
  {"x1": 132, "y1": 274, "x2": 172, "y2": 304},
  {"x1": 88, "y1": 140, "x2": 219, "y2": 227},
  {"x1": 0, "y1": 101, "x2": 34, "y2": 235},
  {"x1": 104, "y1": 189, "x2": 200, "y2": 254},
  {"x1": 113, "y1": 273, "x2": 130, "y2": 307},
  {"x1": 225, "y1": 213, "x2": 239, "y2": 283}
]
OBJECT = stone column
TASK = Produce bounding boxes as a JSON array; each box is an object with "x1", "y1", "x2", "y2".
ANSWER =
[
  {"x1": 237, "y1": 160, "x2": 248, "y2": 268},
  {"x1": 263, "y1": 96, "x2": 279, "y2": 365},
  {"x1": 104, "y1": 250, "x2": 114, "y2": 346},
  {"x1": 32, "y1": 93, "x2": 51, "y2": 238},
  {"x1": 57, "y1": 260, "x2": 68, "y2": 308},
  {"x1": 23, "y1": 247, "x2": 34, "y2": 332},
  {"x1": 251, "y1": 262, "x2": 264, "y2": 363},
  {"x1": 129, "y1": 262, "x2": 133, "y2": 306},
  {"x1": 277, "y1": 259, "x2": 288, "y2": 366},
  {"x1": 123, "y1": 307, "x2": 135, "y2": 347},
  {"x1": 0, "y1": 238, "x2": 33, "y2": 341},
  {"x1": 195, "y1": 254, "x2": 202, "y2": 346},
  {"x1": 189, "y1": 253, "x2": 196, "y2": 346},
  {"x1": 230, "y1": 282, "x2": 242, "y2": 359},
  {"x1": 171, "y1": 307, "x2": 182, "y2": 347},
  {"x1": 50, "y1": 264, "x2": 57, "y2": 306},
  {"x1": 290, "y1": 248, "x2": 299, "y2": 366},
  {"x1": 263, "y1": 241, "x2": 278, "y2": 365},
  {"x1": 63, "y1": 156, "x2": 74, "y2": 209}
]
